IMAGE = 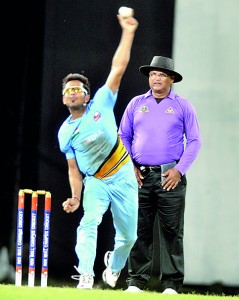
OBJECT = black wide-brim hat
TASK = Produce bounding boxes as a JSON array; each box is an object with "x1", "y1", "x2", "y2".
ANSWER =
[{"x1": 139, "y1": 56, "x2": 183, "y2": 83}]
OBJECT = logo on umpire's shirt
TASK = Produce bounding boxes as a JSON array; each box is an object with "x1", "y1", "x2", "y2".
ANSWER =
[
  {"x1": 140, "y1": 106, "x2": 149, "y2": 112},
  {"x1": 165, "y1": 107, "x2": 174, "y2": 114}
]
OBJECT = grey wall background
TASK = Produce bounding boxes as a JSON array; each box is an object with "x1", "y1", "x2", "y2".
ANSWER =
[{"x1": 173, "y1": 0, "x2": 239, "y2": 286}]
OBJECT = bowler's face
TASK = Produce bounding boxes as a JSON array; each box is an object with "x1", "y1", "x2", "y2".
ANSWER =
[{"x1": 62, "y1": 80, "x2": 87, "y2": 108}]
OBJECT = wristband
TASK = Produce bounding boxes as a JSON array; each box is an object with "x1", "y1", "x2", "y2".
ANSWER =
[{"x1": 72, "y1": 196, "x2": 80, "y2": 201}]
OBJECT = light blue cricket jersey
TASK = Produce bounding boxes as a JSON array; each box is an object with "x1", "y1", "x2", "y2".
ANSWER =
[{"x1": 58, "y1": 84, "x2": 118, "y2": 176}]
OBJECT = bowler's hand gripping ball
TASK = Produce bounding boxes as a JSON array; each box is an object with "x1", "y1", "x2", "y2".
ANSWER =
[{"x1": 118, "y1": 6, "x2": 134, "y2": 18}]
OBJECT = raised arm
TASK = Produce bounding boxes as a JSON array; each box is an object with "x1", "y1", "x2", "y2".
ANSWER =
[{"x1": 106, "y1": 10, "x2": 138, "y2": 94}]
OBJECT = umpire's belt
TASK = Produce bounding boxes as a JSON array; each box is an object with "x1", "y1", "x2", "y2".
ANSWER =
[
  {"x1": 139, "y1": 165, "x2": 161, "y2": 173},
  {"x1": 94, "y1": 136, "x2": 130, "y2": 180}
]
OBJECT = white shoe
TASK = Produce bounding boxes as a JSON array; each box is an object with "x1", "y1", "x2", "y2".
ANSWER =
[
  {"x1": 104, "y1": 251, "x2": 112, "y2": 267},
  {"x1": 125, "y1": 286, "x2": 143, "y2": 292},
  {"x1": 71, "y1": 266, "x2": 94, "y2": 289},
  {"x1": 77, "y1": 274, "x2": 94, "y2": 289},
  {"x1": 102, "y1": 267, "x2": 120, "y2": 288},
  {"x1": 162, "y1": 288, "x2": 178, "y2": 294},
  {"x1": 102, "y1": 251, "x2": 120, "y2": 288}
]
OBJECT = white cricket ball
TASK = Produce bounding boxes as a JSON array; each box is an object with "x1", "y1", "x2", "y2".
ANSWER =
[{"x1": 118, "y1": 6, "x2": 133, "y2": 18}]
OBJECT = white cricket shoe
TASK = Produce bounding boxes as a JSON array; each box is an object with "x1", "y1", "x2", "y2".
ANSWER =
[
  {"x1": 102, "y1": 251, "x2": 121, "y2": 288},
  {"x1": 104, "y1": 251, "x2": 112, "y2": 267},
  {"x1": 125, "y1": 286, "x2": 143, "y2": 292},
  {"x1": 162, "y1": 288, "x2": 178, "y2": 294},
  {"x1": 71, "y1": 266, "x2": 94, "y2": 289},
  {"x1": 77, "y1": 274, "x2": 94, "y2": 289}
]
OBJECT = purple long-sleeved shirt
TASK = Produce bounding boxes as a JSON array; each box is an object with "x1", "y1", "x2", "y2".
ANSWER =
[{"x1": 118, "y1": 89, "x2": 201, "y2": 175}]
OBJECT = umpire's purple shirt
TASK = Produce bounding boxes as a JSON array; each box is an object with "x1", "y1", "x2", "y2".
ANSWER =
[{"x1": 119, "y1": 89, "x2": 201, "y2": 176}]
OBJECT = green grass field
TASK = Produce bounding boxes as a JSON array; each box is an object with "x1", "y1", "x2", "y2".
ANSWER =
[{"x1": 0, "y1": 284, "x2": 238, "y2": 300}]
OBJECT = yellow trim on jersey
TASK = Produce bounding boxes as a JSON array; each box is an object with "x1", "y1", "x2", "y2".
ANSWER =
[{"x1": 94, "y1": 136, "x2": 130, "y2": 180}]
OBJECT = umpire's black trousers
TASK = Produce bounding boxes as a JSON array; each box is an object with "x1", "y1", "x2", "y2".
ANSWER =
[{"x1": 126, "y1": 167, "x2": 187, "y2": 292}]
